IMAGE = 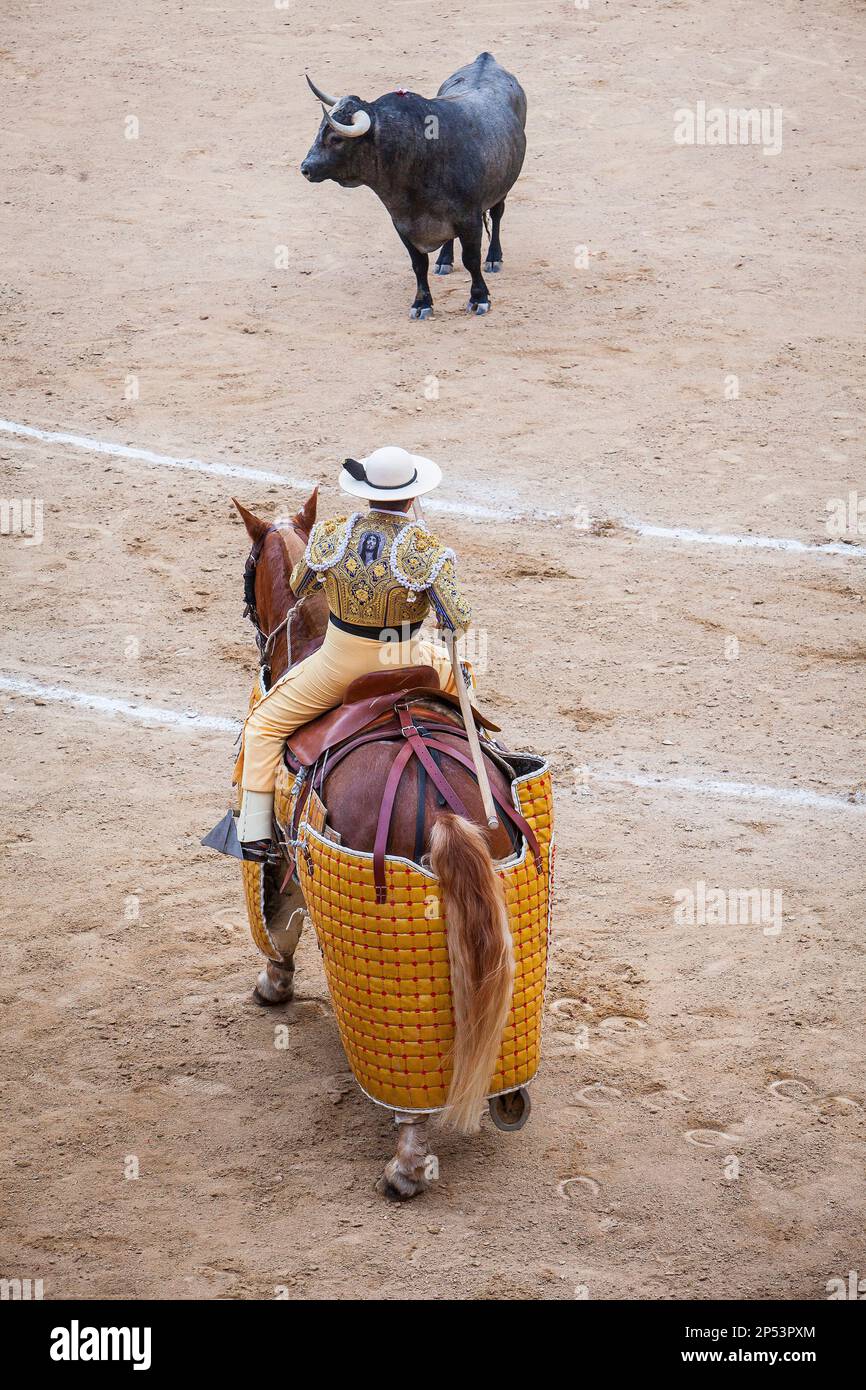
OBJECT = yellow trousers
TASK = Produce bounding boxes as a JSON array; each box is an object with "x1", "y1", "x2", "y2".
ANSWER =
[{"x1": 237, "y1": 622, "x2": 457, "y2": 794}]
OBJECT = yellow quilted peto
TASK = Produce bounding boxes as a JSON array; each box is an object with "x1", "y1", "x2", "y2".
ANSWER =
[
  {"x1": 236, "y1": 672, "x2": 554, "y2": 1112},
  {"x1": 294, "y1": 763, "x2": 554, "y2": 1112}
]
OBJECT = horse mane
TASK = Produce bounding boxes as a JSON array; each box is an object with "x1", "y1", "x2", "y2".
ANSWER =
[{"x1": 232, "y1": 488, "x2": 326, "y2": 683}]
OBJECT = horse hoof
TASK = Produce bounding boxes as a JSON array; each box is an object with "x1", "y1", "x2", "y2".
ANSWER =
[
  {"x1": 466, "y1": 300, "x2": 490, "y2": 315},
  {"x1": 253, "y1": 963, "x2": 294, "y2": 1006},
  {"x1": 376, "y1": 1163, "x2": 427, "y2": 1202},
  {"x1": 488, "y1": 1087, "x2": 531, "y2": 1132},
  {"x1": 410, "y1": 305, "x2": 434, "y2": 320},
  {"x1": 484, "y1": 260, "x2": 503, "y2": 273},
  {"x1": 433, "y1": 263, "x2": 452, "y2": 276}
]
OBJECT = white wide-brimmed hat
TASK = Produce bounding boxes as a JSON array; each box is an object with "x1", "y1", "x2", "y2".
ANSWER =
[{"x1": 338, "y1": 445, "x2": 442, "y2": 501}]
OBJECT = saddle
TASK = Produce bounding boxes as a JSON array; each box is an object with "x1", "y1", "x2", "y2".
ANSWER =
[{"x1": 286, "y1": 664, "x2": 499, "y2": 767}]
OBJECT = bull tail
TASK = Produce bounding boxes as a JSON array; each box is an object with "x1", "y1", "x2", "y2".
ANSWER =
[{"x1": 429, "y1": 814, "x2": 514, "y2": 1133}]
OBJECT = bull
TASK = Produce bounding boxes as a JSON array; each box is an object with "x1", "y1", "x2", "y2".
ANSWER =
[{"x1": 300, "y1": 52, "x2": 527, "y2": 318}]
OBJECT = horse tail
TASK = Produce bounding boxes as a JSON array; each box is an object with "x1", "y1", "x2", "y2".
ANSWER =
[{"x1": 429, "y1": 813, "x2": 514, "y2": 1134}]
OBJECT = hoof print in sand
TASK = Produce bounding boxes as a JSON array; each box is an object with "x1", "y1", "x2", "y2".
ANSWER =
[
  {"x1": 557, "y1": 1174, "x2": 602, "y2": 1201},
  {"x1": 577, "y1": 1083, "x2": 623, "y2": 1108},
  {"x1": 684, "y1": 1128, "x2": 742, "y2": 1149}
]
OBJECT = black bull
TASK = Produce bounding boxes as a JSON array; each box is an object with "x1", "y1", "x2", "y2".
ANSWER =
[{"x1": 300, "y1": 52, "x2": 527, "y2": 318}]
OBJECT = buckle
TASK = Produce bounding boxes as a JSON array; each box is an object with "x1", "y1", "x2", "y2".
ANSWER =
[{"x1": 396, "y1": 703, "x2": 416, "y2": 737}]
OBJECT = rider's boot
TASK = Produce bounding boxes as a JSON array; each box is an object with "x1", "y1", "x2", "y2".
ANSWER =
[{"x1": 237, "y1": 791, "x2": 278, "y2": 863}]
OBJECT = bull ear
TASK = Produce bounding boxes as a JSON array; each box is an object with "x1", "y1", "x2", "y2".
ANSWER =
[
  {"x1": 232, "y1": 498, "x2": 269, "y2": 542},
  {"x1": 293, "y1": 486, "x2": 318, "y2": 539}
]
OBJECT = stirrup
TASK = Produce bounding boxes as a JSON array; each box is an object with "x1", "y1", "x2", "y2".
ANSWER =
[
  {"x1": 201, "y1": 810, "x2": 279, "y2": 864},
  {"x1": 202, "y1": 809, "x2": 244, "y2": 859}
]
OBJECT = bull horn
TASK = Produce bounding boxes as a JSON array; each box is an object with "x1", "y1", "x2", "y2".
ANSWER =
[
  {"x1": 305, "y1": 73, "x2": 337, "y2": 107},
  {"x1": 323, "y1": 104, "x2": 371, "y2": 138}
]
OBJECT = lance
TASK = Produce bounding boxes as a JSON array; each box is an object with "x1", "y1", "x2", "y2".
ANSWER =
[{"x1": 412, "y1": 497, "x2": 499, "y2": 829}]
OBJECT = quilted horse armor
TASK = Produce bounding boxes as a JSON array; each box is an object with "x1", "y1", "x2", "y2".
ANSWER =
[{"x1": 239, "y1": 671, "x2": 554, "y2": 1114}]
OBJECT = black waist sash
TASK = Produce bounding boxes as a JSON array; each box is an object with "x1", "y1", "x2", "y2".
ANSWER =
[{"x1": 328, "y1": 614, "x2": 424, "y2": 642}]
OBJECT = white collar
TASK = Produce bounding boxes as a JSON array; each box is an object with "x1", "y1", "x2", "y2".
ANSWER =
[{"x1": 366, "y1": 507, "x2": 428, "y2": 530}]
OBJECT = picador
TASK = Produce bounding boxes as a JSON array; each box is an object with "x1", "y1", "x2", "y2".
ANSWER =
[{"x1": 229, "y1": 446, "x2": 469, "y2": 859}]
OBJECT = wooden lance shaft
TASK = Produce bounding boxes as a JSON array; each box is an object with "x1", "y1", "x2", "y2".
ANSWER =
[{"x1": 412, "y1": 496, "x2": 499, "y2": 830}]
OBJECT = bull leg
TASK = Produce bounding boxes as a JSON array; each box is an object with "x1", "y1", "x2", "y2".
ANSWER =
[
  {"x1": 485, "y1": 199, "x2": 505, "y2": 273},
  {"x1": 457, "y1": 217, "x2": 491, "y2": 315},
  {"x1": 434, "y1": 239, "x2": 455, "y2": 275},
  {"x1": 378, "y1": 1114, "x2": 437, "y2": 1201},
  {"x1": 399, "y1": 232, "x2": 434, "y2": 321}
]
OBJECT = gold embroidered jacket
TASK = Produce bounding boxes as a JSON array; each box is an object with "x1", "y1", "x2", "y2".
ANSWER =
[{"x1": 290, "y1": 511, "x2": 471, "y2": 632}]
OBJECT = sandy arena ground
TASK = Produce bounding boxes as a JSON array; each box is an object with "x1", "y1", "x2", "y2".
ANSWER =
[{"x1": 2, "y1": 0, "x2": 865, "y2": 1300}]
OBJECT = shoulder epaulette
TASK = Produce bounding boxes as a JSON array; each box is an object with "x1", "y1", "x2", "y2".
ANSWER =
[
  {"x1": 390, "y1": 522, "x2": 456, "y2": 597},
  {"x1": 305, "y1": 514, "x2": 361, "y2": 574}
]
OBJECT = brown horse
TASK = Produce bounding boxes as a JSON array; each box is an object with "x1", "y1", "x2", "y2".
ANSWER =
[{"x1": 234, "y1": 489, "x2": 520, "y2": 1198}]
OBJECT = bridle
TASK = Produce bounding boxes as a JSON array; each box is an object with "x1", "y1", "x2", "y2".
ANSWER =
[{"x1": 243, "y1": 522, "x2": 305, "y2": 683}]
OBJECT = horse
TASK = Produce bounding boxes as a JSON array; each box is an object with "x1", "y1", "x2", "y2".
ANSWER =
[{"x1": 232, "y1": 489, "x2": 534, "y2": 1198}]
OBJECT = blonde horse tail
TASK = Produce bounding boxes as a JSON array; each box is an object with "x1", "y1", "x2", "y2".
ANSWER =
[{"x1": 429, "y1": 813, "x2": 514, "y2": 1134}]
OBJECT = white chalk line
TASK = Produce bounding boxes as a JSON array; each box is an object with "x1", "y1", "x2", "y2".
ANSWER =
[
  {"x1": 588, "y1": 768, "x2": 864, "y2": 812},
  {"x1": 0, "y1": 419, "x2": 514, "y2": 522},
  {"x1": 2, "y1": 672, "x2": 862, "y2": 813},
  {"x1": 3, "y1": 415, "x2": 866, "y2": 556},
  {"x1": 623, "y1": 519, "x2": 866, "y2": 558},
  {"x1": 0, "y1": 674, "x2": 236, "y2": 734},
  {"x1": 0, "y1": 418, "x2": 312, "y2": 491}
]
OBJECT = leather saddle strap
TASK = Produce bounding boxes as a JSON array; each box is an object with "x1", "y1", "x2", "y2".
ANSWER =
[
  {"x1": 372, "y1": 717, "x2": 473, "y2": 902},
  {"x1": 311, "y1": 707, "x2": 469, "y2": 789},
  {"x1": 422, "y1": 737, "x2": 544, "y2": 873},
  {"x1": 397, "y1": 708, "x2": 471, "y2": 819},
  {"x1": 413, "y1": 759, "x2": 427, "y2": 864},
  {"x1": 316, "y1": 720, "x2": 402, "y2": 787},
  {"x1": 309, "y1": 708, "x2": 475, "y2": 791},
  {"x1": 313, "y1": 712, "x2": 470, "y2": 796},
  {"x1": 373, "y1": 740, "x2": 416, "y2": 904}
]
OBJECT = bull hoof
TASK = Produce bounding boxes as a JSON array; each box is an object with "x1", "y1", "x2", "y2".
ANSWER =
[
  {"x1": 410, "y1": 305, "x2": 434, "y2": 320},
  {"x1": 466, "y1": 299, "x2": 490, "y2": 316},
  {"x1": 433, "y1": 263, "x2": 453, "y2": 276},
  {"x1": 253, "y1": 962, "x2": 294, "y2": 1006},
  {"x1": 484, "y1": 260, "x2": 503, "y2": 273}
]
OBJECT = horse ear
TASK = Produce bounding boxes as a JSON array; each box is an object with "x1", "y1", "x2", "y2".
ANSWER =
[
  {"x1": 232, "y1": 498, "x2": 269, "y2": 542},
  {"x1": 293, "y1": 486, "x2": 318, "y2": 539}
]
